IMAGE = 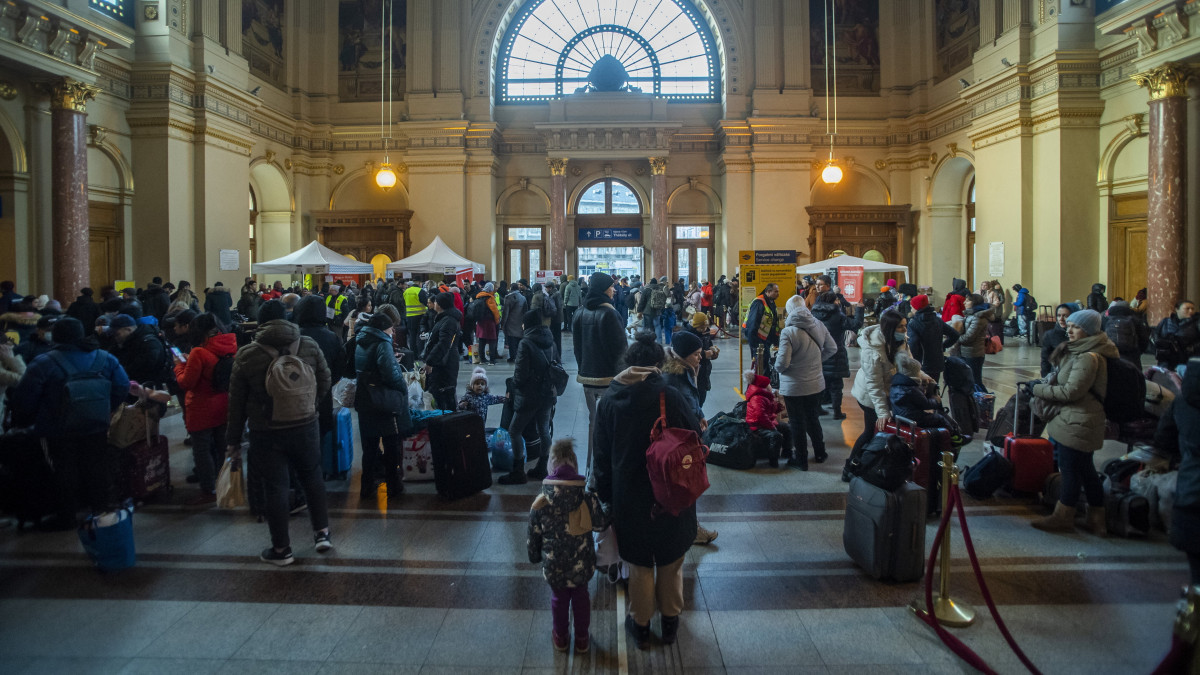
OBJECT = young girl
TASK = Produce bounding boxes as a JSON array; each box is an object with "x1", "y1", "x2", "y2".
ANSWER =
[
  {"x1": 457, "y1": 367, "x2": 507, "y2": 420},
  {"x1": 888, "y1": 355, "x2": 967, "y2": 447},
  {"x1": 527, "y1": 439, "x2": 609, "y2": 653},
  {"x1": 744, "y1": 372, "x2": 793, "y2": 468}
]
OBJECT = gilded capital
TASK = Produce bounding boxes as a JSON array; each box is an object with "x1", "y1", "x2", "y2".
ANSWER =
[
  {"x1": 44, "y1": 79, "x2": 99, "y2": 112},
  {"x1": 1131, "y1": 62, "x2": 1196, "y2": 101},
  {"x1": 648, "y1": 157, "x2": 668, "y2": 175},
  {"x1": 547, "y1": 158, "x2": 568, "y2": 176},
  {"x1": 0, "y1": 81, "x2": 16, "y2": 101}
]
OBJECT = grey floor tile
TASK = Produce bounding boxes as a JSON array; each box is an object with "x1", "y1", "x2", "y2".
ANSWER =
[
  {"x1": 520, "y1": 609, "x2": 572, "y2": 669},
  {"x1": 675, "y1": 611, "x2": 724, "y2": 668},
  {"x1": 138, "y1": 602, "x2": 280, "y2": 659},
  {"x1": 473, "y1": 520, "x2": 533, "y2": 564},
  {"x1": 55, "y1": 600, "x2": 195, "y2": 658},
  {"x1": 318, "y1": 664, "x2": 421, "y2": 675},
  {"x1": 798, "y1": 607, "x2": 922, "y2": 666},
  {"x1": 328, "y1": 606, "x2": 447, "y2": 665},
  {"x1": 424, "y1": 608, "x2": 534, "y2": 667},
  {"x1": 708, "y1": 610, "x2": 820, "y2": 667},
  {"x1": 215, "y1": 660, "x2": 321, "y2": 675},
  {"x1": 118, "y1": 657, "x2": 224, "y2": 675},
  {"x1": 232, "y1": 604, "x2": 363, "y2": 662},
  {"x1": 14, "y1": 656, "x2": 131, "y2": 675},
  {"x1": 724, "y1": 667, "x2": 828, "y2": 675},
  {"x1": 419, "y1": 667, "x2": 521, "y2": 675}
]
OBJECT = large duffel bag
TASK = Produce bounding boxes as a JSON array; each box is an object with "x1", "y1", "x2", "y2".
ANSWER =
[{"x1": 701, "y1": 414, "x2": 758, "y2": 470}]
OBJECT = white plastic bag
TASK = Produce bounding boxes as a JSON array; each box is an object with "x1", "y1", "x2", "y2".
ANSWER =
[{"x1": 216, "y1": 458, "x2": 247, "y2": 509}]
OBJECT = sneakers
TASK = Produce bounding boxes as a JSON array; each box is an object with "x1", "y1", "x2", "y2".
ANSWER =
[
  {"x1": 813, "y1": 449, "x2": 828, "y2": 464},
  {"x1": 314, "y1": 531, "x2": 333, "y2": 553},
  {"x1": 693, "y1": 525, "x2": 719, "y2": 545},
  {"x1": 625, "y1": 615, "x2": 650, "y2": 650},
  {"x1": 290, "y1": 499, "x2": 308, "y2": 515},
  {"x1": 260, "y1": 546, "x2": 295, "y2": 567},
  {"x1": 552, "y1": 630, "x2": 569, "y2": 652},
  {"x1": 817, "y1": 407, "x2": 831, "y2": 417},
  {"x1": 661, "y1": 615, "x2": 680, "y2": 645}
]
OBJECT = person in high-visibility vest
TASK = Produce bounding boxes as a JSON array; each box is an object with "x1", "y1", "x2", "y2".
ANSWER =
[
  {"x1": 403, "y1": 282, "x2": 427, "y2": 353},
  {"x1": 325, "y1": 285, "x2": 349, "y2": 339}
]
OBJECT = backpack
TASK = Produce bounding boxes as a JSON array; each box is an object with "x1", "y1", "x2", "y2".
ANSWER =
[
  {"x1": 209, "y1": 354, "x2": 234, "y2": 393},
  {"x1": 1105, "y1": 316, "x2": 1138, "y2": 353},
  {"x1": 1095, "y1": 354, "x2": 1145, "y2": 424},
  {"x1": 467, "y1": 297, "x2": 490, "y2": 323},
  {"x1": 262, "y1": 339, "x2": 318, "y2": 426},
  {"x1": 852, "y1": 433, "x2": 915, "y2": 492},
  {"x1": 942, "y1": 356, "x2": 975, "y2": 394},
  {"x1": 649, "y1": 287, "x2": 667, "y2": 311},
  {"x1": 48, "y1": 351, "x2": 112, "y2": 435},
  {"x1": 1023, "y1": 294, "x2": 1037, "y2": 316},
  {"x1": 645, "y1": 392, "x2": 710, "y2": 517}
]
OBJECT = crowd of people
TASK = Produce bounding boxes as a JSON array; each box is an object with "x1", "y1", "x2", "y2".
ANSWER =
[{"x1": 1, "y1": 268, "x2": 1198, "y2": 650}]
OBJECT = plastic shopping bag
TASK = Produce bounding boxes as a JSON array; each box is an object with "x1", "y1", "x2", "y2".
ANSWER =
[
  {"x1": 488, "y1": 427, "x2": 513, "y2": 473},
  {"x1": 216, "y1": 458, "x2": 247, "y2": 509},
  {"x1": 78, "y1": 501, "x2": 136, "y2": 572}
]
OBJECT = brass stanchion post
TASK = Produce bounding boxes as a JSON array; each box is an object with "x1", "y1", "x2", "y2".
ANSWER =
[{"x1": 912, "y1": 450, "x2": 977, "y2": 627}]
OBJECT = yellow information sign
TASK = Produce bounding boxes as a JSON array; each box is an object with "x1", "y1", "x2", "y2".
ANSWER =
[{"x1": 737, "y1": 249, "x2": 796, "y2": 320}]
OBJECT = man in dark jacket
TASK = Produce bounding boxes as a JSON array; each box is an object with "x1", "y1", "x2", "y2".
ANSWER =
[
  {"x1": 12, "y1": 318, "x2": 129, "y2": 529},
  {"x1": 1102, "y1": 300, "x2": 1150, "y2": 367},
  {"x1": 142, "y1": 282, "x2": 171, "y2": 321},
  {"x1": 907, "y1": 294, "x2": 960, "y2": 386},
  {"x1": 811, "y1": 292, "x2": 865, "y2": 418},
  {"x1": 109, "y1": 313, "x2": 170, "y2": 386},
  {"x1": 204, "y1": 283, "x2": 234, "y2": 325},
  {"x1": 421, "y1": 293, "x2": 463, "y2": 411},
  {"x1": 15, "y1": 314, "x2": 58, "y2": 364},
  {"x1": 499, "y1": 312, "x2": 557, "y2": 484},
  {"x1": 294, "y1": 294, "x2": 347, "y2": 448},
  {"x1": 225, "y1": 301, "x2": 332, "y2": 566},
  {"x1": 571, "y1": 272, "x2": 628, "y2": 472},
  {"x1": 1087, "y1": 283, "x2": 1109, "y2": 313},
  {"x1": 66, "y1": 288, "x2": 100, "y2": 328}
]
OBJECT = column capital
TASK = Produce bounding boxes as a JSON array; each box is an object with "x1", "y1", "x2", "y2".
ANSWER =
[
  {"x1": 648, "y1": 157, "x2": 668, "y2": 175},
  {"x1": 1131, "y1": 62, "x2": 1196, "y2": 101},
  {"x1": 40, "y1": 79, "x2": 99, "y2": 113},
  {"x1": 547, "y1": 158, "x2": 568, "y2": 176}
]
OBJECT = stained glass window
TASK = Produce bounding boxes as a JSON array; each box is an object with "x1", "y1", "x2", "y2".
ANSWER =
[{"x1": 497, "y1": 0, "x2": 720, "y2": 104}]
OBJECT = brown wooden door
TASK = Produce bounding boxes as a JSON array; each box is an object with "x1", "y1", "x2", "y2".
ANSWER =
[
  {"x1": 1108, "y1": 193, "x2": 1148, "y2": 303},
  {"x1": 88, "y1": 202, "x2": 124, "y2": 290}
]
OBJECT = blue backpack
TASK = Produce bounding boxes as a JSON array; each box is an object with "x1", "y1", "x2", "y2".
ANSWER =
[{"x1": 48, "y1": 351, "x2": 112, "y2": 435}]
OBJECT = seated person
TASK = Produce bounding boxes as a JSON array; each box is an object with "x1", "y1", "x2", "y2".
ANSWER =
[
  {"x1": 744, "y1": 372, "x2": 793, "y2": 468},
  {"x1": 888, "y1": 356, "x2": 967, "y2": 447}
]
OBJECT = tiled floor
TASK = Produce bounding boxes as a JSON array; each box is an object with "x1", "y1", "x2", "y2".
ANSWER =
[{"x1": 0, "y1": 333, "x2": 1188, "y2": 674}]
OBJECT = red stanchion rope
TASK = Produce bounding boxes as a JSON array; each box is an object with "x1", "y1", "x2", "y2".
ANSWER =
[{"x1": 917, "y1": 485, "x2": 1043, "y2": 675}]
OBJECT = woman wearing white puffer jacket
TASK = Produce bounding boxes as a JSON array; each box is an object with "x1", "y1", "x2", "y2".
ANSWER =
[{"x1": 775, "y1": 296, "x2": 837, "y2": 470}]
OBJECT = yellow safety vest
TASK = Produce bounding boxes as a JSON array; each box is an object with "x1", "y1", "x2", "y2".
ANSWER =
[
  {"x1": 326, "y1": 294, "x2": 345, "y2": 316},
  {"x1": 403, "y1": 286, "x2": 424, "y2": 317}
]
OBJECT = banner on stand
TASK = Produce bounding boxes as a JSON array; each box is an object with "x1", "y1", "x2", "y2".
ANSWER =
[{"x1": 837, "y1": 266, "x2": 865, "y2": 304}]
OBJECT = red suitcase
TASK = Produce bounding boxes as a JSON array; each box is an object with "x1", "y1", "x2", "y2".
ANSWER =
[
  {"x1": 883, "y1": 417, "x2": 952, "y2": 493},
  {"x1": 120, "y1": 434, "x2": 172, "y2": 502},
  {"x1": 1002, "y1": 387, "x2": 1054, "y2": 494}
]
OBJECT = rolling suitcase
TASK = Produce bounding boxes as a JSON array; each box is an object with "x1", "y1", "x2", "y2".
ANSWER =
[
  {"x1": 121, "y1": 434, "x2": 171, "y2": 502},
  {"x1": 322, "y1": 407, "x2": 354, "y2": 480},
  {"x1": 882, "y1": 416, "x2": 951, "y2": 495},
  {"x1": 843, "y1": 477, "x2": 927, "y2": 582},
  {"x1": 1002, "y1": 386, "x2": 1055, "y2": 494},
  {"x1": 426, "y1": 411, "x2": 492, "y2": 500}
]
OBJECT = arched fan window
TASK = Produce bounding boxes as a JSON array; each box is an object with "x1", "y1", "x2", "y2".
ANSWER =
[{"x1": 497, "y1": 0, "x2": 720, "y2": 104}]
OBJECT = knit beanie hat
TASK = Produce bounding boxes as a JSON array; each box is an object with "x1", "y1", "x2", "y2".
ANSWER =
[
  {"x1": 588, "y1": 272, "x2": 615, "y2": 296},
  {"x1": 367, "y1": 312, "x2": 393, "y2": 331},
  {"x1": 51, "y1": 317, "x2": 86, "y2": 345},
  {"x1": 470, "y1": 366, "x2": 488, "y2": 387},
  {"x1": 672, "y1": 330, "x2": 702, "y2": 359},
  {"x1": 522, "y1": 311, "x2": 542, "y2": 330},
  {"x1": 691, "y1": 312, "x2": 709, "y2": 329},
  {"x1": 110, "y1": 313, "x2": 137, "y2": 329},
  {"x1": 886, "y1": 279, "x2": 897, "y2": 288},
  {"x1": 1066, "y1": 309, "x2": 1102, "y2": 336},
  {"x1": 910, "y1": 294, "x2": 930, "y2": 312}
]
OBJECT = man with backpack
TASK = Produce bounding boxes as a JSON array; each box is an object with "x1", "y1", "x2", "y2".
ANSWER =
[
  {"x1": 636, "y1": 278, "x2": 669, "y2": 342},
  {"x1": 12, "y1": 318, "x2": 130, "y2": 530},
  {"x1": 109, "y1": 313, "x2": 172, "y2": 387},
  {"x1": 1012, "y1": 284, "x2": 1037, "y2": 338},
  {"x1": 225, "y1": 300, "x2": 333, "y2": 566},
  {"x1": 1102, "y1": 300, "x2": 1150, "y2": 368}
]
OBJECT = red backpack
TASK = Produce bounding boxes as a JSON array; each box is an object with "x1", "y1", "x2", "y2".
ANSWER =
[{"x1": 646, "y1": 392, "x2": 710, "y2": 517}]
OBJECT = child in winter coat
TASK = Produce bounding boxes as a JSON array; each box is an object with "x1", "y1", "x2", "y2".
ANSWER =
[
  {"x1": 888, "y1": 356, "x2": 966, "y2": 447},
  {"x1": 744, "y1": 372, "x2": 793, "y2": 467},
  {"x1": 527, "y1": 439, "x2": 609, "y2": 653},
  {"x1": 457, "y1": 366, "x2": 507, "y2": 420}
]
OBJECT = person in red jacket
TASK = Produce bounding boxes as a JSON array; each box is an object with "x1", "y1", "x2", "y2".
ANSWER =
[
  {"x1": 743, "y1": 372, "x2": 792, "y2": 468},
  {"x1": 700, "y1": 280, "x2": 714, "y2": 322},
  {"x1": 173, "y1": 313, "x2": 239, "y2": 506},
  {"x1": 940, "y1": 278, "x2": 968, "y2": 324}
]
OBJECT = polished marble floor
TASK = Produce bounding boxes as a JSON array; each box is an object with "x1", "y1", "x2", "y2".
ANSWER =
[{"x1": 0, "y1": 332, "x2": 1188, "y2": 675}]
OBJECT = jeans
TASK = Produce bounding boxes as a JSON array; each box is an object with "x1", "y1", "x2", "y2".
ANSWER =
[
  {"x1": 47, "y1": 433, "x2": 115, "y2": 522},
  {"x1": 551, "y1": 585, "x2": 590, "y2": 639},
  {"x1": 626, "y1": 555, "x2": 685, "y2": 626},
  {"x1": 1017, "y1": 314, "x2": 1029, "y2": 337},
  {"x1": 192, "y1": 424, "x2": 227, "y2": 494},
  {"x1": 247, "y1": 420, "x2": 330, "y2": 550},
  {"x1": 563, "y1": 306, "x2": 576, "y2": 331},
  {"x1": 1052, "y1": 440, "x2": 1104, "y2": 508},
  {"x1": 783, "y1": 392, "x2": 826, "y2": 463},
  {"x1": 360, "y1": 434, "x2": 402, "y2": 494},
  {"x1": 963, "y1": 356, "x2": 987, "y2": 392},
  {"x1": 660, "y1": 312, "x2": 675, "y2": 345},
  {"x1": 510, "y1": 403, "x2": 553, "y2": 471},
  {"x1": 583, "y1": 386, "x2": 605, "y2": 484},
  {"x1": 644, "y1": 313, "x2": 660, "y2": 340}
]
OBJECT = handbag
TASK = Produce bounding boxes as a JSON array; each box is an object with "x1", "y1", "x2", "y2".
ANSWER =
[
  {"x1": 108, "y1": 400, "x2": 161, "y2": 450},
  {"x1": 216, "y1": 458, "x2": 246, "y2": 509},
  {"x1": 984, "y1": 335, "x2": 1003, "y2": 355}
]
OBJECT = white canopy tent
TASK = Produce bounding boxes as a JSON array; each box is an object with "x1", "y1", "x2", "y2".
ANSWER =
[
  {"x1": 251, "y1": 241, "x2": 375, "y2": 275},
  {"x1": 386, "y1": 236, "x2": 486, "y2": 275},
  {"x1": 796, "y1": 254, "x2": 910, "y2": 281}
]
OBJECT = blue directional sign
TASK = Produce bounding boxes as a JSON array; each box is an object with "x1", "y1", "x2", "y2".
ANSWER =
[{"x1": 578, "y1": 227, "x2": 641, "y2": 241}]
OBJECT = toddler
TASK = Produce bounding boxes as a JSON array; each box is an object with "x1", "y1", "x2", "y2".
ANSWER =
[
  {"x1": 457, "y1": 367, "x2": 507, "y2": 420},
  {"x1": 888, "y1": 369, "x2": 967, "y2": 447},
  {"x1": 744, "y1": 372, "x2": 793, "y2": 467},
  {"x1": 527, "y1": 439, "x2": 609, "y2": 653}
]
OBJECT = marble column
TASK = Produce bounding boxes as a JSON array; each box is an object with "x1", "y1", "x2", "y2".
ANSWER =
[
  {"x1": 548, "y1": 158, "x2": 567, "y2": 271},
  {"x1": 1134, "y1": 63, "x2": 1195, "y2": 325},
  {"x1": 47, "y1": 79, "x2": 96, "y2": 304},
  {"x1": 650, "y1": 157, "x2": 669, "y2": 280}
]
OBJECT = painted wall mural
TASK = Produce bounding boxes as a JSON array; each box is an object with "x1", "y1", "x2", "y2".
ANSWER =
[
  {"x1": 243, "y1": 0, "x2": 286, "y2": 89},
  {"x1": 810, "y1": 0, "x2": 880, "y2": 96},
  {"x1": 934, "y1": 0, "x2": 980, "y2": 82},
  {"x1": 338, "y1": 0, "x2": 407, "y2": 103}
]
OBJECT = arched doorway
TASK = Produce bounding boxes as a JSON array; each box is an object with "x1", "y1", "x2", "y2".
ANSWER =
[
  {"x1": 370, "y1": 253, "x2": 392, "y2": 284},
  {"x1": 249, "y1": 161, "x2": 294, "y2": 282},
  {"x1": 573, "y1": 178, "x2": 645, "y2": 281},
  {"x1": 926, "y1": 156, "x2": 975, "y2": 288}
]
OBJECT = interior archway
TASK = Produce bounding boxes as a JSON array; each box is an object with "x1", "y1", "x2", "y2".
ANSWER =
[{"x1": 926, "y1": 156, "x2": 975, "y2": 290}]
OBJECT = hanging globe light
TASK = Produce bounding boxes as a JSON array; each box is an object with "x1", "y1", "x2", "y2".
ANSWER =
[
  {"x1": 821, "y1": 160, "x2": 843, "y2": 184},
  {"x1": 375, "y1": 162, "x2": 398, "y2": 191}
]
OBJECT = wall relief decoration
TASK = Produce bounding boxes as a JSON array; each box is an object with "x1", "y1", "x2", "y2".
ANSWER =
[
  {"x1": 243, "y1": 0, "x2": 286, "y2": 89},
  {"x1": 934, "y1": 0, "x2": 980, "y2": 82},
  {"x1": 338, "y1": 0, "x2": 407, "y2": 103},
  {"x1": 810, "y1": 0, "x2": 880, "y2": 96}
]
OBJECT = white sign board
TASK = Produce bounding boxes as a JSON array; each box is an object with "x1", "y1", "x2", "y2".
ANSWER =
[
  {"x1": 534, "y1": 270, "x2": 564, "y2": 284},
  {"x1": 988, "y1": 242, "x2": 1005, "y2": 277},
  {"x1": 443, "y1": 266, "x2": 457, "y2": 276},
  {"x1": 219, "y1": 249, "x2": 240, "y2": 271}
]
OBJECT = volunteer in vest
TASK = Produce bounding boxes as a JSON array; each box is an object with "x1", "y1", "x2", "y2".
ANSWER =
[
  {"x1": 325, "y1": 285, "x2": 350, "y2": 339},
  {"x1": 592, "y1": 332, "x2": 702, "y2": 650},
  {"x1": 742, "y1": 282, "x2": 781, "y2": 374},
  {"x1": 225, "y1": 300, "x2": 334, "y2": 566},
  {"x1": 402, "y1": 281, "x2": 426, "y2": 353},
  {"x1": 173, "y1": 313, "x2": 238, "y2": 506},
  {"x1": 1028, "y1": 309, "x2": 1119, "y2": 535},
  {"x1": 12, "y1": 317, "x2": 130, "y2": 530}
]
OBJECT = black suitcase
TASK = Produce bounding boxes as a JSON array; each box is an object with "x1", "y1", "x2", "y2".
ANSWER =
[
  {"x1": 427, "y1": 411, "x2": 492, "y2": 500},
  {"x1": 843, "y1": 477, "x2": 927, "y2": 582}
]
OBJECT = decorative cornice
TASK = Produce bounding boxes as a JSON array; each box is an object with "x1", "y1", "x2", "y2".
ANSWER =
[{"x1": 1132, "y1": 61, "x2": 1197, "y2": 100}]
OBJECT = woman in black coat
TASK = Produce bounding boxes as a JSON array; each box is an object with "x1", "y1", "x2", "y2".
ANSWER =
[
  {"x1": 1039, "y1": 304, "x2": 1073, "y2": 377},
  {"x1": 499, "y1": 312, "x2": 558, "y2": 485},
  {"x1": 355, "y1": 313, "x2": 410, "y2": 498},
  {"x1": 810, "y1": 292, "x2": 864, "y2": 419},
  {"x1": 904, "y1": 294, "x2": 958, "y2": 386},
  {"x1": 593, "y1": 332, "x2": 701, "y2": 648}
]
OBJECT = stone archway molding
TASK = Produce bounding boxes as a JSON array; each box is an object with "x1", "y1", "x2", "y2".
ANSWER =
[
  {"x1": 809, "y1": 160, "x2": 893, "y2": 205},
  {"x1": 328, "y1": 164, "x2": 412, "y2": 211},
  {"x1": 567, "y1": 169, "x2": 650, "y2": 216},
  {"x1": 87, "y1": 125, "x2": 134, "y2": 193},
  {"x1": 0, "y1": 105, "x2": 28, "y2": 174},
  {"x1": 496, "y1": 179, "x2": 552, "y2": 215},
  {"x1": 250, "y1": 156, "x2": 295, "y2": 213},
  {"x1": 667, "y1": 177, "x2": 723, "y2": 215}
]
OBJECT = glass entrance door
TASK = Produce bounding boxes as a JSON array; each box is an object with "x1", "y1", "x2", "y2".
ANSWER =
[
  {"x1": 505, "y1": 227, "x2": 544, "y2": 282},
  {"x1": 672, "y1": 225, "x2": 713, "y2": 286}
]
